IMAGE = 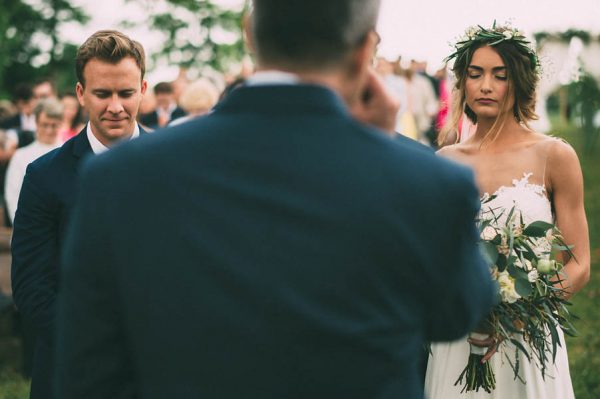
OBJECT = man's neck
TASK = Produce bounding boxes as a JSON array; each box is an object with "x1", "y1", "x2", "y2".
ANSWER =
[{"x1": 254, "y1": 66, "x2": 357, "y2": 107}]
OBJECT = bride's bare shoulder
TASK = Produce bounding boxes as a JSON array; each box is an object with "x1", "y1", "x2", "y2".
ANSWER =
[{"x1": 436, "y1": 142, "x2": 474, "y2": 160}]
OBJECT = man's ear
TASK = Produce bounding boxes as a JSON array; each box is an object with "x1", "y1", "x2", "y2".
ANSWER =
[
  {"x1": 75, "y1": 82, "x2": 85, "y2": 108},
  {"x1": 352, "y1": 31, "x2": 379, "y2": 76},
  {"x1": 141, "y1": 79, "x2": 148, "y2": 95},
  {"x1": 242, "y1": 12, "x2": 255, "y2": 55}
]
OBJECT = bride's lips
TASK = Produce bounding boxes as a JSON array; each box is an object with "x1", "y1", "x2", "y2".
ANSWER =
[{"x1": 476, "y1": 98, "x2": 497, "y2": 105}]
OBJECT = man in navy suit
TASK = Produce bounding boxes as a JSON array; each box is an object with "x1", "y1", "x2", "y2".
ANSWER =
[
  {"x1": 139, "y1": 81, "x2": 186, "y2": 129},
  {"x1": 11, "y1": 30, "x2": 148, "y2": 399},
  {"x1": 56, "y1": 1, "x2": 495, "y2": 398}
]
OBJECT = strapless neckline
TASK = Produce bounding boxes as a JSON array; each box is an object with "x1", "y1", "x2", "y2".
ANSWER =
[
  {"x1": 481, "y1": 172, "x2": 547, "y2": 203},
  {"x1": 480, "y1": 172, "x2": 553, "y2": 226}
]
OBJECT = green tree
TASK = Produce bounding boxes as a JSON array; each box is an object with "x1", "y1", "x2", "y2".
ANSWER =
[
  {"x1": 0, "y1": 0, "x2": 88, "y2": 98},
  {"x1": 569, "y1": 73, "x2": 600, "y2": 154},
  {"x1": 132, "y1": 0, "x2": 247, "y2": 77}
]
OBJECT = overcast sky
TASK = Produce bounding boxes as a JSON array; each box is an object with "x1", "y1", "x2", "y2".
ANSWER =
[{"x1": 62, "y1": 0, "x2": 600, "y2": 82}]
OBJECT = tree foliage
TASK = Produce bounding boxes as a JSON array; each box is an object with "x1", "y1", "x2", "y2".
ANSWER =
[
  {"x1": 0, "y1": 0, "x2": 89, "y2": 98},
  {"x1": 568, "y1": 73, "x2": 600, "y2": 154},
  {"x1": 134, "y1": 0, "x2": 247, "y2": 77}
]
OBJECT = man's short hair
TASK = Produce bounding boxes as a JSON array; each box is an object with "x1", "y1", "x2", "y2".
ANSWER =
[
  {"x1": 76, "y1": 30, "x2": 146, "y2": 86},
  {"x1": 13, "y1": 84, "x2": 34, "y2": 102},
  {"x1": 251, "y1": 0, "x2": 381, "y2": 70},
  {"x1": 34, "y1": 98, "x2": 64, "y2": 121},
  {"x1": 153, "y1": 82, "x2": 174, "y2": 95},
  {"x1": 33, "y1": 79, "x2": 56, "y2": 96}
]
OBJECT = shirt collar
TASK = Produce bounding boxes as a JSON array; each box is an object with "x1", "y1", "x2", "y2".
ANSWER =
[
  {"x1": 86, "y1": 122, "x2": 140, "y2": 154},
  {"x1": 245, "y1": 70, "x2": 300, "y2": 86}
]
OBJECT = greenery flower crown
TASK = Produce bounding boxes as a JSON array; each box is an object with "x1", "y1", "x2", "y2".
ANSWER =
[{"x1": 446, "y1": 22, "x2": 540, "y2": 73}]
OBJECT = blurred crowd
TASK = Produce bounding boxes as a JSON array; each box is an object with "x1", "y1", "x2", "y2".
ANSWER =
[
  {"x1": 0, "y1": 69, "x2": 252, "y2": 230},
  {"x1": 374, "y1": 57, "x2": 451, "y2": 148},
  {"x1": 0, "y1": 57, "x2": 453, "y2": 233}
]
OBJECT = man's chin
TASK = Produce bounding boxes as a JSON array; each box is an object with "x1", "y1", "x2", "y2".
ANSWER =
[{"x1": 103, "y1": 124, "x2": 134, "y2": 139}]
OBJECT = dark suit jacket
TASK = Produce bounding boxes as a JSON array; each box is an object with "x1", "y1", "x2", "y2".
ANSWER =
[
  {"x1": 57, "y1": 85, "x2": 495, "y2": 399},
  {"x1": 11, "y1": 127, "x2": 146, "y2": 399},
  {"x1": 139, "y1": 106, "x2": 186, "y2": 130}
]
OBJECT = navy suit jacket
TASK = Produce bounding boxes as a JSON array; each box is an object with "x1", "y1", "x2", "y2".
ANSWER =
[
  {"x1": 11, "y1": 126, "x2": 146, "y2": 399},
  {"x1": 140, "y1": 106, "x2": 186, "y2": 130},
  {"x1": 57, "y1": 85, "x2": 495, "y2": 399}
]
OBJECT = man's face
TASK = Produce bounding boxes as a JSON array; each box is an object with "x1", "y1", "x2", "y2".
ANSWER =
[
  {"x1": 35, "y1": 112, "x2": 61, "y2": 145},
  {"x1": 76, "y1": 57, "x2": 147, "y2": 146},
  {"x1": 33, "y1": 82, "x2": 55, "y2": 101},
  {"x1": 16, "y1": 99, "x2": 35, "y2": 116},
  {"x1": 155, "y1": 92, "x2": 174, "y2": 110}
]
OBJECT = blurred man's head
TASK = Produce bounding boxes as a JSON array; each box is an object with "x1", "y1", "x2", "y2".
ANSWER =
[
  {"x1": 153, "y1": 82, "x2": 175, "y2": 110},
  {"x1": 13, "y1": 84, "x2": 35, "y2": 116},
  {"x1": 249, "y1": 0, "x2": 381, "y2": 74},
  {"x1": 75, "y1": 30, "x2": 147, "y2": 146},
  {"x1": 34, "y1": 98, "x2": 63, "y2": 145},
  {"x1": 33, "y1": 80, "x2": 57, "y2": 101}
]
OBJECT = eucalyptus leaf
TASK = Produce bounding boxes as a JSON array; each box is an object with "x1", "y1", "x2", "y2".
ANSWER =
[
  {"x1": 523, "y1": 221, "x2": 554, "y2": 237},
  {"x1": 480, "y1": 241, "x2": 498, "y2": 266},
  {"x1": 515, "y1": 278, "x2": 533, "y2": 297}
]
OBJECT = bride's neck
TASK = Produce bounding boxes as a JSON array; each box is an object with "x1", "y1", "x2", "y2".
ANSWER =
[{"x1": 472, "y1": 115, "x2": 528, "y2": 148}]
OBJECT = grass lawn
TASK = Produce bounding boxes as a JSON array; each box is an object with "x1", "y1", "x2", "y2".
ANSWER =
[{"x1": 0, "y1": 120, "x2": 597, "y2": 398}]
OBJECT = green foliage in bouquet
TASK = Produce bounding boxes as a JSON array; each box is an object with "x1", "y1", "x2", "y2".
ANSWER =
[{"x1": 455, "y1": 200, "x2": 577, "y2": 393}]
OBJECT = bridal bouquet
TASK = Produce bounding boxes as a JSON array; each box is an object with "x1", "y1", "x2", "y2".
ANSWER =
[{"x1": 454, "y1": 202, "x2": 577, "y2": 393}]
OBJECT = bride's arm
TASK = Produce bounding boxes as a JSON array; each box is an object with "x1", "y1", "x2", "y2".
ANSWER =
[{"x1": 549, "y1": 140, "x2": 591, "y2": 297}]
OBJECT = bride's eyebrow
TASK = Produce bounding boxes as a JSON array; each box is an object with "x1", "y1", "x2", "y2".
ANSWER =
[{"x1": 468, "y1": 65, "x2": 507, "y2": 72}]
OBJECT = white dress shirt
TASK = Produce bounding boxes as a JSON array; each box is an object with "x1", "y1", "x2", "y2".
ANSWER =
[
  {"x1": 86, "y1": 122, "x2": 140, "y2": 155},
  {"x1": 245, "y1": 70, "x2": 300, "y2": 86}
]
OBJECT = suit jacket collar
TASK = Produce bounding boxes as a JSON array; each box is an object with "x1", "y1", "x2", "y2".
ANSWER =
[
  {"x1": 213, "y1": 84, "x2": 350, "y2": 118},
  {"x1": 71, "y1": 125, "x2": 148, "y2": 159}
]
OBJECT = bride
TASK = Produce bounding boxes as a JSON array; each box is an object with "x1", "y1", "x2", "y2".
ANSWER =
[{"x1": 425, "y1": 24, "x2": 590, "y2": 398}]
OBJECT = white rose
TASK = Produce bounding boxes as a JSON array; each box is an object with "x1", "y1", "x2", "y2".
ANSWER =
[
  {"x1": 503, "y1": 30, "x2": 513, "y2": 39},
  {"x1": 481, "y1": 226, "x2": 497, "y2": 241},
  {"x1": 498, "y1": 271, "x2": 521, "y2": 303},
  {"x1": 466, "y1": 26, "x2": 478, "y2": 38},
  {"x1": 514, "y1": 258, "x2": 533, "y2": 270},
  {"x1": 527, "y1": 269, "x2": 539, "y2": 283}
]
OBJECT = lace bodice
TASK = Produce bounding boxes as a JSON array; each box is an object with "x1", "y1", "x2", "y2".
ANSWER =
[{"x1": 480, "y1": 172, "x2": 553, "y2": 226}]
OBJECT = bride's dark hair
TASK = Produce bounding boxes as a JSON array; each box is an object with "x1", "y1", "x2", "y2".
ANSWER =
[{"x1": 439, "y1": 27, "x2": 539, "y2": 146}]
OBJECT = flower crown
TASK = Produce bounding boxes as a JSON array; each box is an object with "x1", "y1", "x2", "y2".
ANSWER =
[{"x1": 446, "y1": 22, "x2": 539, "y2": 73}]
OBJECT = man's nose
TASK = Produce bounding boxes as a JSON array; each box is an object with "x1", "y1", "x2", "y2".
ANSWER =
[{"x1": 107, "y1": 95, "x2": 124, "y2": 113}]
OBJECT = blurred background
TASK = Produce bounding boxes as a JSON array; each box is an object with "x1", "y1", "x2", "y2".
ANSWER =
[{"x1": 0, "y1": 0, "x2": 599, "y2": 397}]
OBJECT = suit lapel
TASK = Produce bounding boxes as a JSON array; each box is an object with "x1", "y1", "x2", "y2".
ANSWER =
[
  {"x1": 71, "y1": 127, "x2": 93, "y2": 162},
  {"x1": 71, "y1": 124, "x2": 147, "y2": 170}
]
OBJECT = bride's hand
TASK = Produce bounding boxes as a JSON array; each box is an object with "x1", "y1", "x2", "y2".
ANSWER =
[{"x1": 468, "y1": 334, "x2": 503, "y2": 363}]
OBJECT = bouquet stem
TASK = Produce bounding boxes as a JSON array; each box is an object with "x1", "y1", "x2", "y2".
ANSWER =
[{"x1": 454, "y1": 333, "x2": 497, "y2": 393}]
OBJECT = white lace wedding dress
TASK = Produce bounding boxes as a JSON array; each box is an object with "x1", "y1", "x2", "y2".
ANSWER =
[{"x1": 424, "y1": 172, "x2": 575, "y2": 399}]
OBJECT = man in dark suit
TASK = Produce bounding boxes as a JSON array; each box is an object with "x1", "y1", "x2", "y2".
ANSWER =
[
  {"x1": 56, "y1": 1, "x2": 495, "y2": 398},
  {"x1": 11, "y1": 30, "x2": 148, "y2": 399},
  {"x1": 139, "y1": 81, "x2": 186, "y2": 130}
]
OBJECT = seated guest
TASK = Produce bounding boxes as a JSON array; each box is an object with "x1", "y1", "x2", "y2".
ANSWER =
[
  {"x1": 139, "y1": 81, "x2": 186, "y2": 129},
  {"x1": 5, "y1": 98, "x2": 63, "y2": 223}
]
